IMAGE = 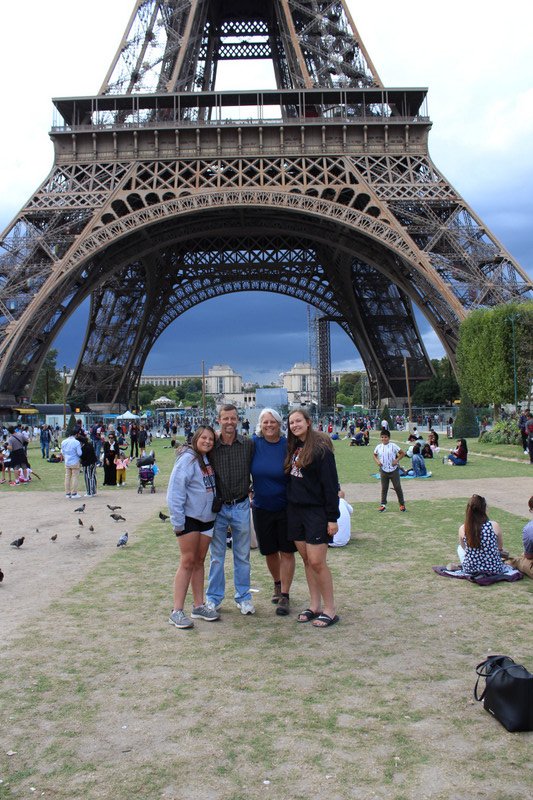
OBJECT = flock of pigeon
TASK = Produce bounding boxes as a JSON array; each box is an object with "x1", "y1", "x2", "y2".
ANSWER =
[
  {"x1": 0, "y1": 502, "x2": 173, "y2": 584},
  {"x1": 0, "y1": 503, "x2": 134, "y2": 584}
]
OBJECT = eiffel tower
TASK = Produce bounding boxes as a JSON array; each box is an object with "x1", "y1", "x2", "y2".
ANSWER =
[{"x1": 1, "y1": 0, "x2": 531, "y2": 408}]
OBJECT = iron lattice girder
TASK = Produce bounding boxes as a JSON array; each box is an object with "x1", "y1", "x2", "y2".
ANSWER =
[
  {"x1": 1, "y1": 1, "x2": 532, "y2": 404},
  {"x1": 1, "y1": 134, "x2": 530, "y2": 400},
  {"x1": 68, "y1": 216, "x2": 436, "y2": 405},
  {"x1": 100, "y1": 0, "x2": 379, "y2": 95},
  {"x1": 13, "y1": 143, "x2": 527, "y2": 313}
]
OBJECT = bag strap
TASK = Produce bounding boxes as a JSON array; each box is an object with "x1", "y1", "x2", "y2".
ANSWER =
[{"x1": 474, "y1": 656, "x2": 515, "y2": 701}]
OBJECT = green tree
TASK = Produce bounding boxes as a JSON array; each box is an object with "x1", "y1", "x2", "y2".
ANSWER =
[
  {"x1": 336, "y1": 392, "x2": 352, "y2": 407},
  {"x1": 453, "y1": 389, "x2": 479, "y2": 438},
  {"x1": 138, "y1": 383, "x2": 158, "y2": 406},
  {"x1": 338, "y1": 372, "x2": 363, "y2": 405},
  {"x1": 65, "y1": 413, "x2": 78, "y2": 436},
  {"x1": 411, "y1": 374, "x2": 460, "y2": 406},
  {"x1": 457, "y1": 302, "x2": 533, "y2": 408},
  {"x1": 32, "y1": 350, "x2": 63, "y2": 403},
  {"x1": 380, "y1": 404, "x2": 392, "y2": 427}
]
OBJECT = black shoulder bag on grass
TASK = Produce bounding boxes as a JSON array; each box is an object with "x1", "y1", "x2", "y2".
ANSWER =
[{"x1": 474, "y1": 655, "x2": 533, "y2": 732}]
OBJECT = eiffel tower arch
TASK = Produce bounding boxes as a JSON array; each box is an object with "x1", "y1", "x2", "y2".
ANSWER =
[{"x1": 1, "y1": 1, "x2": 531, "y2": 408}]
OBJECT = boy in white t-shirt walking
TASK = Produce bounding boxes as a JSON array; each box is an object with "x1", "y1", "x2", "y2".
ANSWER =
[{"x1": 373, "y1": 430, "x2": 407, "y2": 512}]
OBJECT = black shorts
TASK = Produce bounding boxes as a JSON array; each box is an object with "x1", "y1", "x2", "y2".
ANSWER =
[
  {"x1": 10, "y1": 449, "x2": 28, "y2": 468},
  {"x1": 252, "y1": 506, "x2": 296, "y2": 556},
  {"x1": 287, "y1": 504, "x2": 330, "y2": 546},
  {"x1": 175, "y1": 516, "x2": 214, "y2": 537}
]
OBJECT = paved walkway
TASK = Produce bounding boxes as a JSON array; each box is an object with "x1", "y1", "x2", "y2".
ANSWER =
[{"x1": 343, "y1": 476, "x2": 532, "y2": 516}]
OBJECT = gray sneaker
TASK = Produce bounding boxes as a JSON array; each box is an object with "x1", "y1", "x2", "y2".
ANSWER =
[
  {"x1": 191, "y1": 603, "x2": 220, "y2": 621},
  {"x1": 168, "y1": 609, "x2": 194, "y2": 629},
  {"x1": 236, "y1": 599, "x2": 256, "y2": 615}
]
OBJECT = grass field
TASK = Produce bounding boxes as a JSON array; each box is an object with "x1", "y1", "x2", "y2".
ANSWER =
[
  {"x1": 0, "y1": 435, "x2": 532, "y2": 799},
  {"x1": 3, "y1": 431, "x2": 531, "y2": 496}
]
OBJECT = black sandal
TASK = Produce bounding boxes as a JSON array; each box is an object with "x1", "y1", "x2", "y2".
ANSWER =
[
  {"x1": 297, "y1": 608, "x2": 320, "y2": 623},
  {"x1": 312, "y1": 613, "x2": 340, "y2": 628}
]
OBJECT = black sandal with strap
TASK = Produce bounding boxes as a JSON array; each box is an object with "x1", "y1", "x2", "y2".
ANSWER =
[{"x1": 297, "y1": 608, "x2": 320, "y2": 623}]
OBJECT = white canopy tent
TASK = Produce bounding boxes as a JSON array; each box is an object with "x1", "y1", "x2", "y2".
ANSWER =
[{"x1": 116, "y1": 410, "x2": 140, "y2": 420}]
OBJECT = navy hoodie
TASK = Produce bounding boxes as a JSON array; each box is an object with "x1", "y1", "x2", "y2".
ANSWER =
[{"x1": 287, "y1": 442, "x2": 340, "y2": 522}]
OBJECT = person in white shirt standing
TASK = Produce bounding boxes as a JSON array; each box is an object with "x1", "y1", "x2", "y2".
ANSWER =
[
  {"x1": 61, "y1": 432, "x2": 83, "y2": 499},
  {"x1": 373, "y1": 430, "x2": 407, "y2": 513}
]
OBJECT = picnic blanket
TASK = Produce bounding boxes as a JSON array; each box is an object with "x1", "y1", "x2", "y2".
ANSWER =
[
  {"x1": 432, "y1": 564, "x2": 523, "y2": 586},
  {"x1": 371, "y1": 472, "x2": 432, "y2": 480}
]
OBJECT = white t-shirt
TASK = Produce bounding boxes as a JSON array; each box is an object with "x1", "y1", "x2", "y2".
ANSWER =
[
  {"x1": 374, "y1": 441, "x2": 401, "y2": 473},
  {"x1": 329, "y1": 498, "x2": 353, "y2": 547}
]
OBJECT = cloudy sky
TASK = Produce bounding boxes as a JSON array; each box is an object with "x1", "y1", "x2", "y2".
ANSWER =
[{"x1": 1, "y1": 1, "x2": 531, "y2": 384}]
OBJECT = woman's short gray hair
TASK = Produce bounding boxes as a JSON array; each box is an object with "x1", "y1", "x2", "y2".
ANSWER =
[{"x1": 255, "y1": 408, "x2": 283, "y2": 436}]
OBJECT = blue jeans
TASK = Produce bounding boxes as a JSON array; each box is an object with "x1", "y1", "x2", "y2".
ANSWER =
[
  {"x1": 206, "y1": 499, "x2": 251, "y2": 606},
  {"x1": 448, "y1": 455, "x2": 466, "y2": 465}
]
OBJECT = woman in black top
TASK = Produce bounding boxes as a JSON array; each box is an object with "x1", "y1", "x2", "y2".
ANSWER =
[
  {"x1": 285, "y1": 409, "x2": 340, "y2": 628},
  {"x1": 79, "y1": 434, "x2": 98, "y2": 497},
  {"x1": 102, "y1": 432, "x2": 118, "y2": 486}
]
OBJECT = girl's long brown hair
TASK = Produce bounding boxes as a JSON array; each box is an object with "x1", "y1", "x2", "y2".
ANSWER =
[
  {"x1": 178, "y1": 426, "x2": 216, "y2": 471},
  {"x1": 464, "y1": 494, "x2": 488, "y2": 548},
  {"x1": 284, "y1": 408, "x2": 332, "y2": 472}
]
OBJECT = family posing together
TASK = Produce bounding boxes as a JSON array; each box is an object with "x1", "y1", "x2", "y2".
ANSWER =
[{"x1": 166, "y1": 404, "x2": 340, "y2": 631}]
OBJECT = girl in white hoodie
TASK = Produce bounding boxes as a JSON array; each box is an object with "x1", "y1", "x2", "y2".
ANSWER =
[{"x1": 166, "y1": 426, "x2": 219, "y2": 629}]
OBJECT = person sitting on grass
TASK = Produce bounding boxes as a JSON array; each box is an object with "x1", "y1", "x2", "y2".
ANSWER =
[
  {"x1": 421, "y1": 442, "x2": 433, "y2": 459},
  {"x1": 456, "y1": 495, "x2": 505, "y2": 575},
  {"x1": 428, "y1": 429, "x2": 440, "y2": 450},
  {"x1": 447, "y1": 438, "x2": 468, "y2": 466},
  {"x1": 0, "y1": 446, "x2": 12, "y2": 484},
  {"x1": 329, "y1": 489, "x2": 353, "y2": 547},
  {"x1": 505, "y1": 496, "x2": 533, "y2": 579},
  {"x1": 405, "y1": 443, "x2": 428, "y2": 477}
]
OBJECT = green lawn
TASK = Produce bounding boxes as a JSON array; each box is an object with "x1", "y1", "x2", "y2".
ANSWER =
[
  {"x1": 2, "y1": 432, "x2": 530, "y2": 497},
  {"x1": 332, "y1": 433, "x2": 532, "y2": 485},
  {"x1": 1, "y1": 496, "x2": 531, "y2": 799}
]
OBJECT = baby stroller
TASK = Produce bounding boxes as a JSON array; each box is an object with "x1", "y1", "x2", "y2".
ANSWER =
[{"x1": 137, "y1": 452, "x2": 156, "y2": 494}]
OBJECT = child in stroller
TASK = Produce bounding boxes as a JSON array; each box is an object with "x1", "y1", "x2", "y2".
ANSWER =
[{"x1": 137, "y1": 451, "x2": 157, "y2": 493}]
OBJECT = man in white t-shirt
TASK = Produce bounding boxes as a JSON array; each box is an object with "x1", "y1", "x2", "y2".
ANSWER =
[
  {"x1": 373, "y1": 430, "x2": 407, "y2": 512},
  {"x1": 329, "y1": 490, "x2": 353, "y2": 547}
]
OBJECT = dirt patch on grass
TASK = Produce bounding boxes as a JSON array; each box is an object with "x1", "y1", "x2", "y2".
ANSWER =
[
  {"x1": 1, "y1": 479, "x2": 532, "y2": 799},
  {"x1": 0, "y1": 485, "x2": 165, "y2": 644}
]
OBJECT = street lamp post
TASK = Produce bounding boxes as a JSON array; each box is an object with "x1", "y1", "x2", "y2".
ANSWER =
[
  {"x1": 507, "y1": 313, "x2": 519, "y2": 410},
  {"x1": 62, "y1": 365, "x2": 67, "y2": 430}
]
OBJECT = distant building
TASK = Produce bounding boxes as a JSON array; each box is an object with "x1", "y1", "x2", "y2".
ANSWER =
[
  {"x1": 139, "y1": 373, "x2": 201, "y2": 388},
  {"x1": 281, "y1": 362, "x2": 318, "y2": 406},
  {"x1": 140, "y1": 364, "x2": 255, "y2": 409},
  {"x1": 205, "y1": 364, "x2": 242, "y2": 395}
]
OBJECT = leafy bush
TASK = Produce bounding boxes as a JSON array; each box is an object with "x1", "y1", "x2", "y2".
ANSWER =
[
  {"x1": 453, "y1": 390, "x2": 479, "y2": 438},
  {"x1": 380, "y1": 404, "x2": 392, "y2": 427},
  {"x1": 479, "y1": 419, "x2": 520, "y2": 445}
]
